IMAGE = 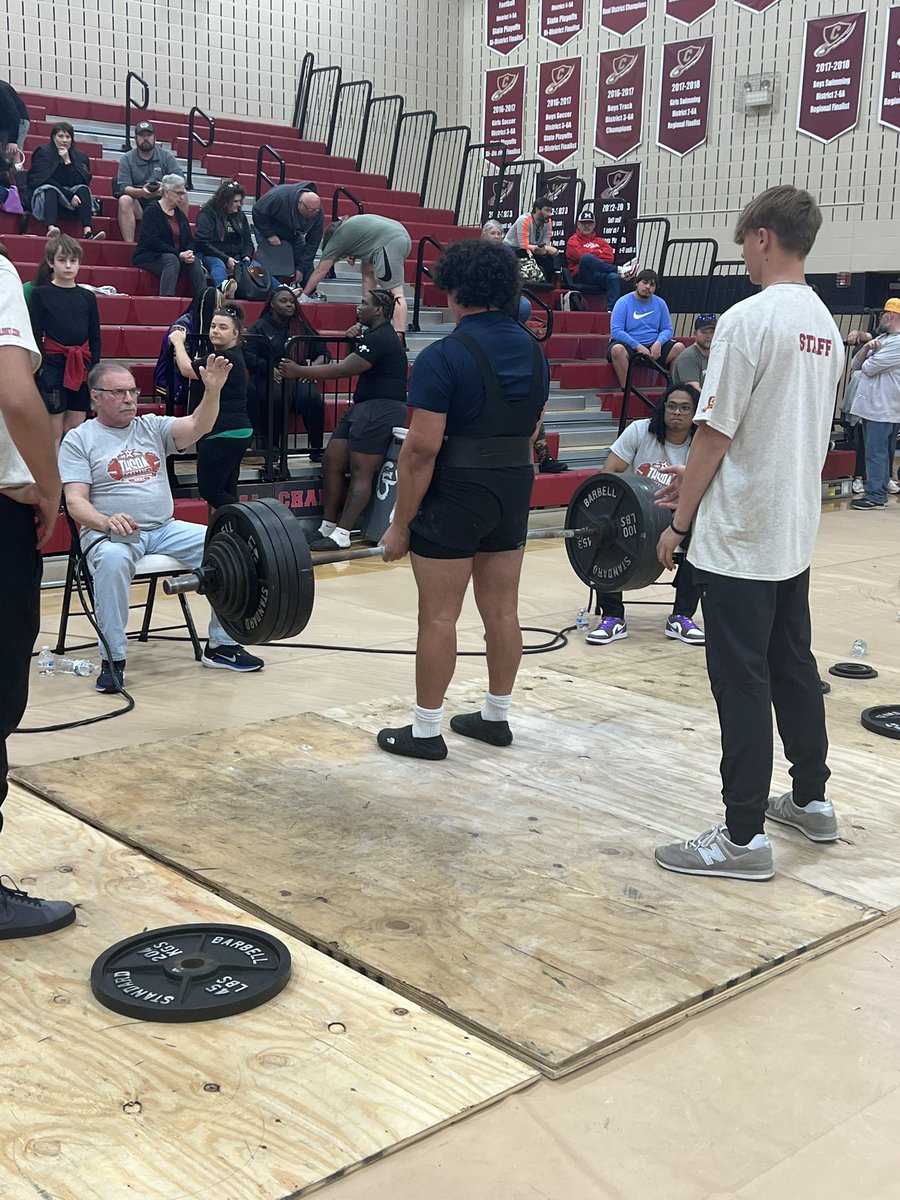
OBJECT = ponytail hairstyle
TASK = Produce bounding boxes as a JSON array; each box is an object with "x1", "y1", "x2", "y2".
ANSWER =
[{"x1": 213, "y1": 301, "x2": 245, "y2": 343}]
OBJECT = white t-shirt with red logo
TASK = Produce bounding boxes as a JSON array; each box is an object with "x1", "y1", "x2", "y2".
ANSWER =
[
  {"x1": 690, "y1": 282, "x2": 844, "y2": 581},
  {"x1": 58, "y1": 414, "x2": 178, "y2": 531},
  {"x1": 607, "y1": 419, "x2": 691, "y2": 485},
  {"x1": 0, "y1": 257, "x2": 43, "y2": 490}
]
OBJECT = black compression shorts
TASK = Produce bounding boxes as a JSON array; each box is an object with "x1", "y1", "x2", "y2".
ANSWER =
[{"x1": 409, "y1": 467, "x2": 534, "y2": 559}]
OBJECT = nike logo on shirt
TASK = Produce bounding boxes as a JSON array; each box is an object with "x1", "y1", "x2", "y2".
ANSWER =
[{"x1": 632, "y1": 311, "x2": 651, "y2": 319}]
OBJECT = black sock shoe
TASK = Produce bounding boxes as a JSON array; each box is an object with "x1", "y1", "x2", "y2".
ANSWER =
[
  {"x1": 725, "y1": 826, "x2": 763, "y2": 847},
  {"x1": 376, "y1": 724, "x2": 448, "y2": 760},
  {"x1": 449, "y1": 711, "x2": 513, "y2": 747}
]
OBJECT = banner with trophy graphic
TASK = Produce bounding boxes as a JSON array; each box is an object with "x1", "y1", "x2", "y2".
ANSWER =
[
  {"x1": 486, "y1": 0, "x2": 527, "y2": 54},
  {"x1": 595, "y1": 45, "x2": 646, "y2": 158},
  {"x1": 484, "y1": 67, "x2": 526, "y2": 162},
  {"x1": 541, "y1": 0, "x2": 584, "y2": 45},
  {"x1": 665, "y1": 0, "x2": 716, "y2": 23},
  {"x1": 480, "y1": 174, "x2": 523, "y2": 229},
  {"x1": 592, "y1": 163, "x2": 641, "y2": 261},
  {"x1": 656, "y1": 36, "x2": 713, "y2": 156},
  {"x1": 537, "y1": 57, "x2": 583, "y2": 164},
  {"x1": 797, "y1": 12, "x2": 867, "y2": 143},
  {"x1": 600, "y1": 0, "x2": 648, "y2": 36},
  {"x1": 879, "y1": 6, "x2": 900, "y2": 132},
  {"x1": 538, "y1": 168, "x2": 579, "y2": 249}
]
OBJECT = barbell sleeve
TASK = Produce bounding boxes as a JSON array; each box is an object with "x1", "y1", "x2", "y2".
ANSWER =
[{"x1": 164, "y1": 572, "x2": 203, "y2": 595}]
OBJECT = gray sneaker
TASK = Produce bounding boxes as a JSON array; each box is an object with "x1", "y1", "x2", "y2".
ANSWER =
[
  {"x1": 654, "y1": 824, "x2": 774, "y2": 881},
  {"x1": 766, "y1": 793, "x2": 837, "y2": 842}
]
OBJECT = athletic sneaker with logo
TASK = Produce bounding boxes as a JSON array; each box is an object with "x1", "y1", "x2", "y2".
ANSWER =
[
  {"x1": 586, "y1": 616, "x2": 627, "y2": 644},
  {"x1": 655, "y1": 824, "x2": 774, "y2": 880},
  {"x1": 766, "y1": 792, "x2": 838, "y2": 842},
  {"x1": 665, "y1": 614, "x2": 705, "y2": 644}
]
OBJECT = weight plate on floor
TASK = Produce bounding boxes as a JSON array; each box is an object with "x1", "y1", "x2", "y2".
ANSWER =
[
  {"x1": 91, "y1": 923, "x2": 292, "y2": 1022},
  {"x1": 205, "y1": 499, "x2": 315, "y2": 644},
  {"x1": 860, "y1": 705, "x2": 900, "y2": 740},
  {"x1": 564, "y1": 472, "x2": 672, "y2": 591},
  {"x1": 828, "y1": 662, "x2": 879, "y2": 679}
]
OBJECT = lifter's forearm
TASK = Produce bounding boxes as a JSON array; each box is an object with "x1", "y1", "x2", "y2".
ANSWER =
[{"x1": 670, "y1": 424, "x2": 731, "y2": 531}]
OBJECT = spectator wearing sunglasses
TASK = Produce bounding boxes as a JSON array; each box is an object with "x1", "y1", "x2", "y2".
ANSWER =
[
  {"x1": 673, "y1": 314, "x2": 717, "y2": 387},
  {"x1": 585, "y1": 383, "x2": 704, "y2": 647}
]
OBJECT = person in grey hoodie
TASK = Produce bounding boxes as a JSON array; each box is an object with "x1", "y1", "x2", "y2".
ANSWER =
[{"x1": 251, "y1": 182, "x2": 322, "y2": 286}]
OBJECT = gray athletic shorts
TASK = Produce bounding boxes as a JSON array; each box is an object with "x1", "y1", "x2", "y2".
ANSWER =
[{"x1": 372, "y1": 233, "x2": 413, "y2": 290}]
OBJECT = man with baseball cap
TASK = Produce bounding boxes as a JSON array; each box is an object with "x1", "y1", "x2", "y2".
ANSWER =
[
  {"x1": 114, "y1": 121, "x2": 187, "y2": 241},
  {"x1": 847, "y1": 298, "x2": 900, "y2": 509},
  {"x1": 564, "y1": 209, "x2": 637, "y2": 312},
  {"x1": 673, "y1": 314, "x2": 717, "y2": 387}
]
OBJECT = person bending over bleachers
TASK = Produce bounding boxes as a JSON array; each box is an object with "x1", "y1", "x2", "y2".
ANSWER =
[
  {"x1": 26, "y1": 122, "x2": 105, "y2": 241},
  {"x1": 251, "y1": 182, "x2": 322, "y2": 287},
  {"x1": 28, "y1": 233, "x2": 101, "y2": 446},
  {"x1": 195, "y1": 181, "x2": 259, "y2": 298},
  {"x1": 133, "y1": 175, "x2": 207, "y2": 297}
]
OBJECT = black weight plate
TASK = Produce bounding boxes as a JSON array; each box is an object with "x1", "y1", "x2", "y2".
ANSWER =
[
  {"x1": 565, "y1": 472, "x2": 671, "y2": 591},
  {"x1": 828, "y1": 662, "x2": 879, "y2": 679},
  {"x1": 206, "y1": 500, "x2": 314, "y2": 644},
  {"x1": 861, "y1": 705, "x2": 900, "y2": 740},
  {"x1": 91, "y1": 923, "x2": 292, "y2": 1022}
]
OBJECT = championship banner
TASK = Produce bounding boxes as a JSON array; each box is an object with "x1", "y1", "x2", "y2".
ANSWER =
[
  {"x1": 797, "y1": 12, "x2": 867, "y2": 143},
  {"x1": 480, "y1": 174, "x2": 523, "y2": 228},
  {"x1": 656, "y1": 36, "x2": 713, "y2": 156},
  {"x1": 541, "y1": 0, "x2": 584, "y2": 45},
  {"x1": 538, "y1": 168, "x2": 579, "y2": 250},
  {"x1": 666, "y1": 0, "x2": 716, "y2": 24},
  {"x1": 593, "y1": 163, "x2": 642, "y2": 261},
  {"x1": 879, "y1": 6, "x2": 900, "y2": 132},
  {"x1": 600, "y1": 0, "x2": 648, "y2": 37},
  {"x1": 486, "y1": 0, "x2": 527, "y2": 54},
  {"x1": 536, "y1": 57, "x2": 582, "y2": 165},
  {"x1": 484, "y1": 67, "x2": 526, "y2": 163},
  {"x1": 732, "y1": 0, "x2": 778, "y2": 11},
  {"x1": 595, "y1": 46, "x2": 646, "y2": 159}
]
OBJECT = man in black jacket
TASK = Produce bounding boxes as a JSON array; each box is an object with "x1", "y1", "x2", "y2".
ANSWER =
[{"x1": 251, "y1": 182, "x2": 322, "y2": 286}]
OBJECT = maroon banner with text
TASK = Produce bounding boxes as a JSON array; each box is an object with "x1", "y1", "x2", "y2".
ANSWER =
[
  {"x1": 666, "y1": 0, "x2": 716, "y2": 23},
  {"x1": 880, "y1": 7, "x2": 900, "y2": 132},
  {"x1": 484, "y1": 67, "x2": 526, "y2": 163},
  {"x1": 600, "y1": 0, "x2": 648, "y2": 37},
  {"x1": 486, "y1": 0, "x2": 527, "y2": 54},
  {"x1": 537, "y1": 57, "x2": 582, "y2": 165},
  {"x1": 797, "y1": 12, "x2": 867, "y2": 143},
  {"x1": 656, "y1": 36, "x2": 713, "y2": 156},
  {"x1": 538, "y1": 168, "x2": 579, "y2": 250},
  {"x1": 593, "y1": 163, "x2": 641, "y2": 261},
  {"x1": 480, "y1": 174, "x2": 523, "y2": 229},
  {"x1": 541, "y1": 0, "x2": 584, "y2": 45},
  {"x1": 733, "y1": 0, "x2": 778, "y2": 11},
  {"x1": 596, "y1": 46, "x2": 646, "y2": 159}
]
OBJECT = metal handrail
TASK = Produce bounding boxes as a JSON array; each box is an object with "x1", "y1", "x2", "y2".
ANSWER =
[
  {"x1": 411, "y1": 235, "x2": 445, "y2": 332},
  {"x1": 356, "y1": 94, "x2": 404, "y2": 175},
  {"x1": 300, "y1": 65, "x2": 342, "y2": 144},
  {"x1": 291, "y1": 52, "x2": 315, "y2": 130},
  {"x1": 327, "y1": 79, "x2": 372, "y2": 156},
  {"x1": 457, "y1": 142, "x2": 507, "y2": 223},
  {"x1": 521, "y1": 290, "x2": 553, "y2": 342},
  {"x1": 123, "y1": 70, "x2": 150, "y2": 151},
  {"x1": 185, "y1": 105, "x2": 215, "y2": 191},
  {"x1": 387, "y1": 109, "x2": 437, "y2": 189},
  {"x1": 282, "y1": 333, "x2": 356, "y2": 479},
  {"x1": 254, "y1": 145, "x2": 285, "y2": 201},
  {"x1": 617, "y1": 353, "x2": 671, "y2": 436},
  {"x1": 331, "y1": 186, "x2": 364, "y2": 221},
  {"x1": 419, "y1": 124, "x2": 469, "y2": 208}
]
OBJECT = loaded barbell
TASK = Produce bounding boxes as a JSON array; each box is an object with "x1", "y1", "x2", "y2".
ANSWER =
[{"x1": 163, "y1": 472, "x2": 675, "y2": 645}]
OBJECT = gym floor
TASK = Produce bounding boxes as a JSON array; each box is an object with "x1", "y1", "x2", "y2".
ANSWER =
[{"x1": 10, "y1": 494, "x2": 900, "y2": 1200}]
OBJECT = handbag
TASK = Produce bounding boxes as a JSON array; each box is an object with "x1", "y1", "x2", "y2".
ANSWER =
[
  {"x1": 233, "y1": 260, "x2": 273, "y2": 301},
  {"x1": 0, "y1": 183, "x2": 24, "y2": 214},
  {"x1": 518, "y1": 251, "x2": 545, "y2": 283}
]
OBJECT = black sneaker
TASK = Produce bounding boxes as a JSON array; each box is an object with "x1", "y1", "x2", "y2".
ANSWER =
[
  {"x1": 449, "y1": 711, "x2": 513, "y2": 746},
  {"x1": 308, "y1": 449, "x2": 324, "y2": 464},
  {"x1": 96, "y1": 659, "x2": 126, "y2": 693},
  {"x1": 376, "y1": 724, "x2": 448, "y2": 760},
  {"x1": 201, "y1": 643, "x2": 265, "y2": 672},
  {"x1": 538, "y1": 457, "x2": 569, "y2": 474},
  {"x1": 0, "y1": 877, "x2": 76, "y2": 940},
  {"x1": 309, "y1": 535, "x2": 348, "y2": 552},
  {"x1": 849, "y1": 498, "x2": 886, "y2": 509}
]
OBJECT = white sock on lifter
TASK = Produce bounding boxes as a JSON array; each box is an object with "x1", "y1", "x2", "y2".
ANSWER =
[
  {"x1": 412, "y1": 703, "x2": 444, "y2": 738},
  {"x1": 482, "y1": 692, "x2": 512, "y2": 723}
]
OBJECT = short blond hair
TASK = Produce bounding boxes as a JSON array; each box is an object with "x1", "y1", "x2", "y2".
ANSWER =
[{"x1": 733, "y1": 186, "x2": 823, "y2": 258}]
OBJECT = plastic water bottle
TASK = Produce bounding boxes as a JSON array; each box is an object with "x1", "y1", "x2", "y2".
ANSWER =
[
  {"x1": 37, "y1": 649, "x2": 99, "y2": 677},
  {"x1": 575, "y1": 607, "x2": 590, "y2": 635},
  {"x1": 850, "y1": 639, "x2": 868, "y2": 658}
]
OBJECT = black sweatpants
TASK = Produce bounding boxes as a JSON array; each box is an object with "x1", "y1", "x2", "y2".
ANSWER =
[
  {"x1": 697, "y1": 567, "x2": 829, "y2": 842},
  {"x1": 197, "y1": 434, "x2": 252, "y2": 509},
  {"x1": 1, "y1": 497, "x2": 42, "y2": 831},
  {"x1": 41, "y1": 184, "x2": 93, "y2": 230}
]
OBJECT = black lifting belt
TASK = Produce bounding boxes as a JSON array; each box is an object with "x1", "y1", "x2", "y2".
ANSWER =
[{"x1": 436, "y1": 328, "x2": 545, "y2": 470}]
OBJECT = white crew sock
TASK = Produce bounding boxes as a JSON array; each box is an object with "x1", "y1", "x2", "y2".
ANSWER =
[
  {"x1": 318, "y1": 520, "x2": 336, "y2": 537},
  {"x1": 412, "y1": 703, "x2": 444, "y2": 738},
  {"x1": 481, "y1": 691, "x2": 512, "y2": 723},
  {"x1": 330, "y1": 526, "x2": 352, "y2": 548}
]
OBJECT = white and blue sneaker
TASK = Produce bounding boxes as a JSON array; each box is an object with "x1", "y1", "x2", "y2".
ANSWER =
[{"x1": 201, "y1": 643, "x2": 264, "y2": 672}]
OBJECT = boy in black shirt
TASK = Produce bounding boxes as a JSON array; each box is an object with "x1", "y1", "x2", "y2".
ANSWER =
[{"x1": 280, "y1": 289, "x2": 408, "y2": 550}]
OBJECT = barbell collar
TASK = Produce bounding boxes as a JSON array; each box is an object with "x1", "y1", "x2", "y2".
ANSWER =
[{"x1": 164, "y1": 572, "x2": 204, "y2": 596}]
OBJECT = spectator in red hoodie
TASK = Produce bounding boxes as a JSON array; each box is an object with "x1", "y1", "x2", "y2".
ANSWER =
[{"x1": 565, "y1": 209, "x2": 637, "y2": 312}]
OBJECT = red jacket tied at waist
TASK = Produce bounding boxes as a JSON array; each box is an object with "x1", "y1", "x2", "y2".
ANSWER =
[{"x1": 42, "y1": 337, "x2": 91, "y2": 390}]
